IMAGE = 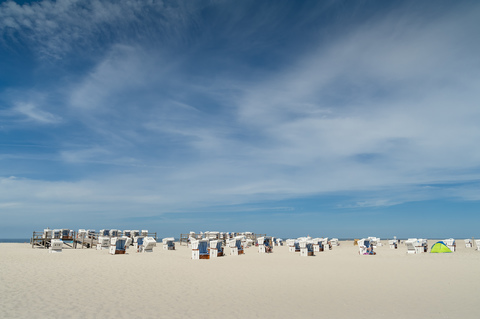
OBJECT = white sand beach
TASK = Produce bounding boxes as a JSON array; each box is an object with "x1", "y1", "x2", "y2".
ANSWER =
[{"x1": 1, "y1": 241, "x2": 479, "y2": 319}]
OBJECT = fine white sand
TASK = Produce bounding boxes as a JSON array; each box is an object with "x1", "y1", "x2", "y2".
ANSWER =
[{"x1": 1, "y1": 240, "x2": 479, "y2": 319}]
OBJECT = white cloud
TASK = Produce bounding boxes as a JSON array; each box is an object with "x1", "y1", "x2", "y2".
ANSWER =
[
  {"x1": 0, "y1": 0, "x2": 200, "y2": 59},
  {"x1": 14, "y1": 102, "x2": 62, "y2": 124}
]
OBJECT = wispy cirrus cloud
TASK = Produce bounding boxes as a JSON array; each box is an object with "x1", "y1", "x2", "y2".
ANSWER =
[
  {"x1": 13, "y1": 102, "x2": 62, "y2": 124},
  {"x1": 0, "y1": 0, "x2": 203, "y2": 59}
]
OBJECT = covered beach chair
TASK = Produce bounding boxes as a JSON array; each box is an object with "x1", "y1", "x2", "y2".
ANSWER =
[
  {"x1": 312, "y1": 238, "x2": 323, "y2": 252},
  {"x1": 229, "y1": 237, "x2": 244, "y2": 256},
  {"x1": 389, "y1": 239, "x2": 398, "y2": 249},
  {"x1": 49, "y1": 239, "x2": 63, "y2": 253},
  {"x1": 134, "y1": 236, "x2": 145, "y2": 252},
  {"x1": 286, "y1": 239, "x2": 296, "y2": 252},
  {"x1": 122, "y1": 236, "x2": 132, "y2": 249},
  {"x1": 162, "y1": 237, "x2": 175, "y2": 250},
  {"x1": 52, "y1": 229, "x2": 61, "y2": 239},
  {"x1": 464, "y1": 239, "x2": 473, "y2": 248},
  {"x1": 257, "y1": 237, "x2": 268, "y2": 253},
  {"x1": 97, "y1": 236, "x2": 110, "y2": 250},
  {"x1": 444, "y1": 238, "x2": 456, "y2": 252},
  {"x1": 192, "y1": 239, "x2": 209, "y2": 259},
  {"x1": 368, "y1": 237, "x2": 381, "y2": 248},
  {"x1": 405, "y1": 239, "x2": 427, "y2": 254},
  {"x1": 405, "y1": 240, "x2": 417, "y2": 254},
  {"x1": 100, "y1": 229, "x2": 110, "y2": 237},
  {"x1": 109, "y1": 237, "x2": 127, "y2": 255},
  {"x1": 358, "y1": 239, "x2": 376, "y2": 255},
  {"x1": 141, "y1": 237, "x2": 156, "y2": 252},
  {"x1": 330, "y1": 238, "x2": 339, "y2": 246},
  {"x1": 475, "y1": 239, "x2": 480, "y2": 251},
  {"x1": 300, "y1": 239, "x2": 314, "y2": 257},
  {"x1": 209, "y1": 240, "x2": 224, "y2": 258},
  {"x1": 141, "y1": 230, "x2": 149, "y2": 237},
  {"x1": 245, "y1": 238, "x2": 254, "y2": 248},
  {"x1": 322, "y1": 238, "x2": 331, "y2": 251},
  {"x1": 109, "y1": 229, "x2": 120, "y2": 237},
  {"x1": 61, "y1": 229, "x2": 73, "y2": 240}
]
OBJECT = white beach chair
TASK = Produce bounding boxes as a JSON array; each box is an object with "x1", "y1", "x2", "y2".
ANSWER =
[
  {"x1": 257, "y1": 237, "x2": 265, "y2": 253},
  {"x1": 229, "y1": 237, "x2": 243, "y2": 256},
  {"x1": 109, "y1": 237, "x2": 127, "y2": 255},
  {"x1": 475, "y1": 239, "x2": 480, "y2": 251},
  {"x1": 322, "y1": 238, "x2": 331, "y2": 251},
  {"x1": 134, "y1": 236, "x2": 145, "y2": 252},
  {"x1": 191, "y1": 239, "x2": 199, "y2": 259},
  {"x1": 300, "y1": 240, "x2": 314, "y2": 257},
  {"x1": 49, "y1": 239, "x2": 63, "y2": 253},
  {"x1": 312, "y1": 238, "x2": 322, "y2": 252},
  {"x1": 141, "y1": 237, "x2": 156, "y2": 252},
  {"x1": 358, "y1": 239, "x2": 368, "y2": 255},
  {"x1": 192, "y1": 239, "x2": 209, "y2": 259},
  {"x1": 331, "y1": 238, "x2": 339, "y2": 246},
  {"x1": 99, "y1": 229, "x2": 110, "y2": 237},
  {"x1": 209, "y1": 240, "x2": 224, "y2": 258},
  {"x1": 109, "y1": 229, "x2": 119, "y2": 237},
  {"x1": 141, "y1": 230, "x2": 149, "y2": 237},
  {"x1": 286, "y1": 239, "x2": 296, "y2": 252},
  {"x1": 444, "y1": 238, "x2": 456, "y2": 252},
  {"x1": 61, "y1": 229, "x2": 72, "y2": 240},
  {"x1": 405, "y1": 241, "x2": 417, "y2": 254},
  {"x1": 368, "y1": 237, "x2": 379, "y2": 248},
  {"x1": 162, "y1": 237, "x2": 175, "y2": 250},
  {"x1": 388, "y1": 239, "x2": 397, "y2": 249},
  {"x1": 405, "y1": 239, "x2": 425, "y2": 254},
  {"x1": 52, "y1": 229, "x2": 61, "y2": 239},
  {"x1": 122, "y1": 236, "x2": 132, "y2": 249},
  {"x1": 257, "y1": 237, "x2": 273, "y2": 253},
  {"x1": 97, "y1": 236, "x2": 110, "y2": 250},
  {"x1": 464, "y1": 239, "x2": 473, "y2": 248}
]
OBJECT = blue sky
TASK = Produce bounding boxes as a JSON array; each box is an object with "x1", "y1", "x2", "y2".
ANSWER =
[{"x1": 1, "y1": 0, "x2": 479, "y2": 239}]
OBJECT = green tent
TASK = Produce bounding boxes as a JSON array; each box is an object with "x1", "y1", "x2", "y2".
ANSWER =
[{"x1": 430, "y1": 241, "x2": 452, "y2": 253}]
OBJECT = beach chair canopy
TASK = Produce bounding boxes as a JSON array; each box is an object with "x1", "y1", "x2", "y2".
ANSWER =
[{"x1": 430, "y1": 241, "x2": 452, "y2": 253}]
